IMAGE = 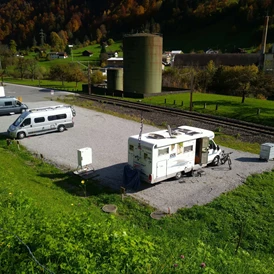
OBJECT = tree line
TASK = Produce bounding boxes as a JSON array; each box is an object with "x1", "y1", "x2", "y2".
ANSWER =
[
  {"x1": 0, "y1": 0, "x2": 274, "y2": 51},
  {"x1": 162, "y1": 62, "x2": 274, "y2": 103}
]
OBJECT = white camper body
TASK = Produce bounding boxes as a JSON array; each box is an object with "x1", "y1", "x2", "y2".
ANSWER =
[
  {"x1": 0, "y1": 86, "x2": 5, "y2": 97},
  {"x1": 8, "y1": 105, "x2": 76, "y2": 139},
  {"x1": 128, "y1": 126, "x2": 222, "y2": 184}
]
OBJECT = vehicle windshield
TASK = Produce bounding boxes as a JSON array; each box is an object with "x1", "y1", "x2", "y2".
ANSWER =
[{"x1": 13, "y1": 112, "x2": 29, "y2": 126}]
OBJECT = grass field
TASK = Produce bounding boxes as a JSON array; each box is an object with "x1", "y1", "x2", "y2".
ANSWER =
[{"x1": 140, "y1": 92, "x2": 274, "y2": 127}]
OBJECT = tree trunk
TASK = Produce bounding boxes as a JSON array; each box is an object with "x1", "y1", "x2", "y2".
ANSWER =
[{"x1": 241, "y1": 91, "x2": 246, "y2": 103}]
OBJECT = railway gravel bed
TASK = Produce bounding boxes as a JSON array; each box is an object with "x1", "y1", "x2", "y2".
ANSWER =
[{"x1": 1, "y1": 99, "x2": 274, "y2": 213}]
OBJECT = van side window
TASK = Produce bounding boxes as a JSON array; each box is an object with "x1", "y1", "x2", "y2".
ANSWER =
[
  {"x1": 34, "y1": 117, "x2": 45, "y2": 123},
  {"x1": 16, "y1": 101, "x2": 21, "y2": 106},
  {"x1": 5, "y1": 101, "x2": 12, "y2": 106},
  {"x1": 184, "y1": 145, "x2": 193, "y2": 153},
  {"x1": 22, "y1": 118, "x2": 31, "y2": 127},
  {"x1": 48, "y1": 114, "x2": 67, "y2": 121}
]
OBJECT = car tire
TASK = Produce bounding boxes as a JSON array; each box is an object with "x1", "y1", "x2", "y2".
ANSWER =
[
  {"x1": 212, "y1": 156, "x2": 220, "y2": 166},
  {"x1": 58, "y1": 125, "x2": 65, "y2": 132},
  {"x1": 175, "y1": 172, "x2": 182, "y2": 180},
  {"x1": 17, "y1": 132, "x2": 26, "y2": 139}
]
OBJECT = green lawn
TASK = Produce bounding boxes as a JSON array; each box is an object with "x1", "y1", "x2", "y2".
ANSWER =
[{"x1": 140, "y1": 92, "x2": 274, "y2": 127}]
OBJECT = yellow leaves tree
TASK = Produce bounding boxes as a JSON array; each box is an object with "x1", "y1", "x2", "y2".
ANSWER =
[{"x1": 50, "y1": 31, "x2": 65, "y2": 52}]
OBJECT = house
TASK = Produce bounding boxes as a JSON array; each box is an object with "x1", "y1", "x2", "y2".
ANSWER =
[
  {"x1": 47, "y1": 52, "x2": 68, "y2": 59},
  {"x1": 171, "y1": 50, "x2": 182, "y2": 55},
  {"x1": 82, "y1": 50, "x2": 93, "y2": 57},
  {"x1": 107, "y1": 57, "x2": 123, "y2": 67},
  {"x1": 173, "y1": 53, "x2": 261, "y2": 68},
  {"x1": 107, "y1": 51, "x2": 119, "y2": 58}
]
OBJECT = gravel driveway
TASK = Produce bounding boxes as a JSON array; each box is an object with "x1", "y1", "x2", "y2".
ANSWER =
[{"x1": 1, "y1": 95, "x2": 274, "y2": 213}]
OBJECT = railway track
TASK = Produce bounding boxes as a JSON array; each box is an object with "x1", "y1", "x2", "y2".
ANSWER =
[{"x1": 78, "y1": 94, "x2": 274, "y2": 137}]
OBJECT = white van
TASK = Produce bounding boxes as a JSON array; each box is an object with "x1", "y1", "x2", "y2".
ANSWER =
[
  {"x1": 128, "y1": 125, "x2": 222, "y2": 184},
  {"x1": 0, "y1": 96, "x2": 28, "y2": 115},
  {"x1": 7, "y1": 105, "x2": 76, "y2": 139}
]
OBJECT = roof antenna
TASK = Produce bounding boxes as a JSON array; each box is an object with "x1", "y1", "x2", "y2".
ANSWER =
[{"x1": 167, "y1": 125, "x2": 172, "y2": 137}]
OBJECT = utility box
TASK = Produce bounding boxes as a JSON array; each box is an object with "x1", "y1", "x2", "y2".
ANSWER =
[
  {"x1": 77, "y1": 147, "x2": 92, "y2": 168},
  {"x1": 259, "y1": 143, "x2": 274, "y2": 161}
]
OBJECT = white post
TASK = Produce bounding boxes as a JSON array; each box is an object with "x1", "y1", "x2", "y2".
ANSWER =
[{"x1": 68, "y1": 45, "x2": 73, "y2": 62}]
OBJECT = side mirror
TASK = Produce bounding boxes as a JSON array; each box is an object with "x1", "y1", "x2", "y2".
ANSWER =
[{"x1": 217, "y1": 145, "x2": 220, "y2": 151}]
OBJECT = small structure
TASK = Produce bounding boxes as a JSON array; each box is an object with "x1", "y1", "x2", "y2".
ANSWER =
[
  {"x1": 173, "y1": 53, "x2": 260, "y2": 69},
  {"x1": 107, "y1": 51, "x2": 118, "y2": 58},
  {"x1": 47, "y1": 52, "x2": 68, "y2": 59},
  {"x1": 82, "y1": 50, "x2": 93, "y2": 57},
  {"x1": 107, "y1": 57, "x2": 124, "y2": 67}
]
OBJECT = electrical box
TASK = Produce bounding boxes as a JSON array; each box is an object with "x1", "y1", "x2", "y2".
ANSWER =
[
  {"x1": 77, "y1": 147, "x2": 92, "y2": 168},
  {"x1": 259, "y1": 143, "x2": 274, "y2": 161}
]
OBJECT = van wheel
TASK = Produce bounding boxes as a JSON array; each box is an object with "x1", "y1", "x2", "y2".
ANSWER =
[
  {"x1": 17, "y1": 132, "x2": 26, "y2": 139},
  {"x1": 58, "y1": 125, "x2": 65, "y2": 132},
  {"x1": 175, "y1": 172, "x2": 182, "y2": 179},
  {"x1": 21, "y1": 109, "x2": 26, "y2": 113},
  {"x1": 212, "y1": 156, "x2": 220, "y2": 166}
]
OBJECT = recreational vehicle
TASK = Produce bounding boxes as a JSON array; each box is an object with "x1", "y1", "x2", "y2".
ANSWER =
[
  {"x1": 128, "y1": 125, "x2": 222, "y2": 184},
  {"x1": 0, "y1": 96, "x2": 28, "y2": 115},
  {"x1": 7, "y1": 105, "x2": 76, "y2": 139}
]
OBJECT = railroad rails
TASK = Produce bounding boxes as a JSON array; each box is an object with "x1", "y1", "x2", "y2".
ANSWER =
[{"x1": 77, "y1": 94, "x2": 274, "y2": 137}]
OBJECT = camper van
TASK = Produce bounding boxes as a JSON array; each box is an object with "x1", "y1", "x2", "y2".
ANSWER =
[
  {"x1": 0, "y1": 96, "x2": 28, "y2": 115},
  {"x1": 128, "y1": 125, "x2": 222, "y2": 184},
  {"x1": 7, "y1": 105, "x2": 76, "y2": 139}
]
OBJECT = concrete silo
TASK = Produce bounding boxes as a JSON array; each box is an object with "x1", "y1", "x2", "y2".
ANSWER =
[
  {"x1": 107, "y1": 68, "x2": 123, "y2": 91},
  {"x1": 123, "y1": 33, "x2": 163, "y2": 95}
]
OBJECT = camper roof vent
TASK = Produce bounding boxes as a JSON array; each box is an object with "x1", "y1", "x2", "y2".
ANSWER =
[
  {"x1": 177, "y1": 128, "x2": 200, "y2": 135},
  {"x1": 147, "y1": 133, "x2": 165, "y2": 139}
]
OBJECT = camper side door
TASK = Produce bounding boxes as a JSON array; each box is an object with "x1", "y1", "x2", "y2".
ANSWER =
[{"x1": 201, "y1": 137, "x2": 209, "y2": 164}]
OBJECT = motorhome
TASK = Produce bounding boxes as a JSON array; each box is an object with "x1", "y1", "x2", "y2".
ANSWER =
[
  {"x1": 7, "y1": 105, "x2": 76, "y2": 139},
  {"x1": 0, "y1": 96, "x2": 28, "y2": 115},
  {"x1": 128, "y1": 125, "x2": 222, "y2": 184}
]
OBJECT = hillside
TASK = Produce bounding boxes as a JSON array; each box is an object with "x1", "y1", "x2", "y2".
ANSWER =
[{"x1": 0, "y1": 0, "x2": 273, "y2": 52}]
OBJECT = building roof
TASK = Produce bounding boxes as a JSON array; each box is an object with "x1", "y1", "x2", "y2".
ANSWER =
[
  {"x1": 107, "y1": 57, "x2": 123, "y2": 61},
  {"x1": 173, "y1": 53, "x2": 261, "y2": 67}
]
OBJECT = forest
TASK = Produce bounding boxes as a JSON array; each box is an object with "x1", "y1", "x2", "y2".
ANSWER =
[{"x1": 1, "y1": 0, "x2": 274, "y2": 51}]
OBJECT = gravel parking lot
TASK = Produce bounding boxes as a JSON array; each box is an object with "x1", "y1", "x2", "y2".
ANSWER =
[{"x1": 1, "y1": 84, "x2": 274, "y2": 213}]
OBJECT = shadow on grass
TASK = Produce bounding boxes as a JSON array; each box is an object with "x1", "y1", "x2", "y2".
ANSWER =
[{"x1": 38, "y1": 163, "x2": 129, "y2": 197}]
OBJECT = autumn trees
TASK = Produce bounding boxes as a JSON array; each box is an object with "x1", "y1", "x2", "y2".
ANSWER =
[
  {"x1": 49, "y1": 63, "x2": 87, "y2": 87},
  {"x1": 163, "y1": 63, "x2": 274, "y2": 102}
]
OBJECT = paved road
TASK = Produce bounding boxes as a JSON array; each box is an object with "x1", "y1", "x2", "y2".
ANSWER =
[
  {"x1": 1, "y1": 83, "x2": 274, "y2": 213},
  {"x1": 2, "y1": 83, "x2": 72, "y2": 102}
]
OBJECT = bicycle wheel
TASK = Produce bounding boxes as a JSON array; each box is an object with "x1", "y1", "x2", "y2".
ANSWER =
[{"x1": 228, "y1": 158, "x2": 232, "y2": 170}]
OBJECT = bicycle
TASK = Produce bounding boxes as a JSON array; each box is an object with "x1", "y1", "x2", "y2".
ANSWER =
[{"x1": 220, "y1": 150, "x2": 233, "y2": 170}]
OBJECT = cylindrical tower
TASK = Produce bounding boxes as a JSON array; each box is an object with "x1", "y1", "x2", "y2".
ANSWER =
[
  {"x1": 123, "y1": 33, "x2": 163, "y2": 94},
  {"x1": 107, "y1": 68, "x2": 123, "y2": 91}
]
